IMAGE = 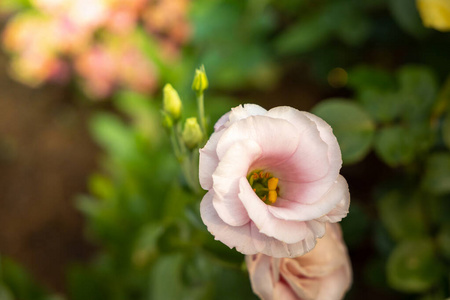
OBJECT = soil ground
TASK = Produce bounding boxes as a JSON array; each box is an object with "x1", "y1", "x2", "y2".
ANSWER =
[{"x1": 0, "y1": 50, "x2": 98, "y2": 293}]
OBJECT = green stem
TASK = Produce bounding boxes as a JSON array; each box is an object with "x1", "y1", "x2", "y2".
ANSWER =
[
  {"x1": 181, "y1": 151, "x2": 200, "y2": 194},
  {"x1": 170, "y1": 125, "x2": 182, "y2": 162},
  {"x1": 197, "y1": 92, "x2": 207, "y2": 136},
  {"x1": 170, "y1": 121, "x2": 201, "y2": 193}
]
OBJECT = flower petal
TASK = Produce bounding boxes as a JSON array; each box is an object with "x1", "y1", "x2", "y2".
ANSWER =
[
  {"x1": 266, "y1": 107, "x2": 331, "y2": 183},
  {"x1": 250, "y1": 222, "x2": 317, "y2": 258},
  {"x1": 269, "y1": 175, "x2": 350, "y2": 221},
  {"x1": 216, "y1": 116, "x2": 299, "y2": 167},
  {"x1": 267, "y1": 107, "x2": 343, "y2": 205},
  {"x1": 199, "y1": 130, "x2": 224, "y2": 190},
  {"x1": 316, "y1": 191, "x2": 350, "y2": 223},
  {"x1": 200, "y1": 191, "x2": 257, "y2": 255},
  {"x1": 214, "y1": 111, "x2": 230, "y2": 132},
  {"x1": 273, "y1": 281, "x2": 299, "y2": 300},
  {"x1": 303, "y1": 111, "x2": 342, "y2": 174},
  {"x1": 316, "y1": 267, "x2": 352, "y2": 300},
  {"x1": 239, "y1": 178, "x2": 309, "y2": 244},
  {"x1": 212, "y1": 140, "x2": 262, "y2": 226},
  {"x1": 228, "y1": 104, "x2": 267, "y2": 124},
  {"x1": 245, "y1": 254, "x2": 274, "y2": 300}
]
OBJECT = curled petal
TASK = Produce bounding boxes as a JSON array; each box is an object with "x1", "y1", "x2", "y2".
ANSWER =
[
  {"x1": 200, "y1": 191, "x2": 257, "y2": 255},
  {"x1": 199, "y1": 130, "x2": 224, "y2": 190},
  {"x1": 245, "y1": 223, "x2": 352, "y2": 300},
  {"x1": 228, "y1": 104, "x2": 267, "y2": 124},
  {"x1": 214, "y1": 111, "x2": 230, "y2": 132},
  {"x1": 214, "y1": 103, "x2": 267, "y2": 131},
  {"x1": 239, "y1": 178, "x2": 309, "y2": 244},
  {"x1": 216, "y1": 116, "x2": 299, "y2": 164},
  {"x1": 269, "y1": 175, "x2": 350, "y2": 221},
  {"x1": 212, "y1": 140, "x2": 262, "y2": 226},
  {"x1": 246, "y1": 254, "x2": 274, "y2": 300}
]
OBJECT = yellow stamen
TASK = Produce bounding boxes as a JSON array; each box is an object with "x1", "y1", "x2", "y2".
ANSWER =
[
  {"x1": 268, "y1": 177, "x2": 279, "y2": 191},
  {"x1": 268, "y1": 191, "x2": 277, "y2": 203},
  {"x1": 248, "y1": 171, "x2": 280, "y2": 205},
  {"x1": 267, "y1": 177, "x2": 279, "y2": 204}
]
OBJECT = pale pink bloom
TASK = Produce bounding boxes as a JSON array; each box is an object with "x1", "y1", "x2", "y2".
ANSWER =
[
  {"x1": 75, "y1": 45, "x2": 116, "y2": 98},
  {"x1": 75, "y1": 35, "x2": 157, "y2": 98},
  {"x1": 199, "y1": 104, "x2": 350, "y2": 258},
  {"x1": 246, "y1": 223, "x2": 352, "y2": 300}
]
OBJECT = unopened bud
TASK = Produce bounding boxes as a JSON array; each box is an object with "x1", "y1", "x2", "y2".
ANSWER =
[
  {"x1": 192, "y1": 65, "x2": 208, "y2": 94},
  {"x1": 163, "y1": 84, "x2": 182, "y2": 121},
  {"x1": 182, "y1": 117, "x2": 203, "y2": 149}
]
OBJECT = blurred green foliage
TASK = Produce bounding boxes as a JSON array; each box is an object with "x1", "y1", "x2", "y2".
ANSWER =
[
  {"x1": 315, "y1": 64, "x2": 450, "y2": 297},
  {"x1": 1, "y1": 0, "x2": 450, "y2": 299},
  {"x1": 0, "y1": 256, "x2": 62, "y2": 300},
  {"x1": 67, "y1": 91, "x2": 255, "y2": 300}
]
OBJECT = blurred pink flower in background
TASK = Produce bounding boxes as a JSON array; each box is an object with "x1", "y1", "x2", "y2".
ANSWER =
[
  {"x1": 246, "y1": 223, "x2": 352, "y2": 300},
  {"x1": 0, "y1": 0, "x2": 191, "y2": 99},
  {"x1": 75, "y1": 44, "x2": 116, "y2": 99},
  {"x1": 142, "y1": 0, "x2": 191, "y2": 61},
  {"x1": 2, "y1": 12, "x2": 70, "y2": 86},
  {"x1": 75, "y1": 34, "x2": 157, "y2": 99},
  {"x1": 200, "y1": 104, "x2": 350, "y2": 258}
]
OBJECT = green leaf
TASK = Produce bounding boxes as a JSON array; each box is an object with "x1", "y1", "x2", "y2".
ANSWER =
[
  {"x1": 422, "y1": 152, "x2": 450, "y2": 195},
  {"x1": 374, "y1": 124, "x2": 434, "y2": 167},
  {"x1": 162, "y1": 183, "x2": 198, "y2": 219},
  {"x1": 0, "y1": 257, "x2": 52, "y2": 300},
  {"x1": 388, "y1": 0, "x2": 429, "y2": 38},
  {"x1": 377, "y1": 190, "x2": 427, "y2": 241},
  {"x1": 114, "y1": 91, "x2": 163, "y2": 144},
  {"x1": 374, "y1": 126, "x2": 414, "y2": 167},
  {"x1": 132, "y1": 223, "x2": 165, "y2": 268},
  {"x1": 68, "y1": 265, "x2": 108, "y2": 300},
  {"x1": 275, "y1": 13, "x2": 331, "y2": 55},
  {"x1": 397, "y1": 65, "x2": 438, "y2": 122},
  {"x1": 335, "y1": 9, "x2": 371, "y2": 46},
  {"x1": 89, "y1": 113, "x2": 135, "y2": 159},
  {"x1": 348, "y1": 65, "x2": 396, "y2": 93},
  {"x1": 149, "y1": 253, "x2": 185, "y2": 300},
  {"x1": 88, "y1": 173, "x2": 115, "y2": 200},
  {"x1": 312, "y1": 99, "x2": 375, "y2": 164},
  {"x1": 387, "y1": 239, "x2": 443, "y2": 293},
  {"x1": 358, "y1": 89, "x2": 402, "y2": 123}
]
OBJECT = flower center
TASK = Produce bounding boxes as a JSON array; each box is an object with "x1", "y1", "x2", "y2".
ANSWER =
[{"x1": 247, "y1": 170, "x2": 279, "y2": 205}]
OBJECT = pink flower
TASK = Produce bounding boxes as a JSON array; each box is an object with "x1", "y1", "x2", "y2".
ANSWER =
[
  {"x1": 245, "y1": 223, "x2": 352, "y2": 300},
  {"x1": 199, "y1": 104, "x2": 350, "y2": 258}
]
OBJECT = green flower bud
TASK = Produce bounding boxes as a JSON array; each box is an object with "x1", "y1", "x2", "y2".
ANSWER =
[
  {"x1": 192, "y1": 65, "x2": 208, "y2": 94},
  {"x1": 163, "y1": 84, "x2": 182, "y2": 121},
  {"x1": 182, "y1": 117, "x2": 203, "y2": 149}
]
